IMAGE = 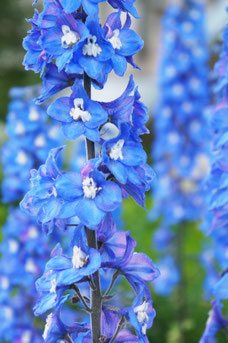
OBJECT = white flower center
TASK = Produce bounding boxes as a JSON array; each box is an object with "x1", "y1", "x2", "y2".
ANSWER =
[
  {"x1": 108, "y1": 29, "x2": 122, "y2": 49},
  {"x1": 173, "y1": 205, "x2": 184, "y2": 218},
  {"x1": 109, "y1": 139, "x2": 124, "y2": 160},
  {"x1": 182, "y1": 102, "x2": 192, "y2": 113},
  {"x1": 72, "y1": 246, "x2": 89, "y2": 269},
  {"x1": 15, "y1": 121, "x2": 25, "y2": 135},
  {"x1": 82, "y1": 177, "x2": 101, "y2": 199},
  {"x1": 1, "y1": 276, "x2": 9, "y2": 290},
  {"x1": 9, "y1": 239, "x2": 19, "y2": 253},
  {"x1": 21, "y1": 331, "x2": 32, "y2": 343},
  {"x1": 134, "y1": 301, "x2": 149, "y2": 334},
  {"x1": 28, "y1": 226, "x2": 39, "y2": 239},
  {"x1": 61, "y1": 25, "x2": 79, "y2": 48},
  {"x1": 16, "y1": 151, "x2": 28, "y2": 165},
  {"x1": 192, "y1": 154, "x2": 210, "y2": 179},
  {"x1": 29, "y1": 107, "x2": 39, "y2": 121},
  {"x1": 5, "y1": 307, "x2": 13, "y2": 320},
  {"x1": 50, "y1": 278, "x2": 57, "y2": 293},
  {"x1": 70, "y1": 98, "x2": 91, "y2": 122},
  {"x1": 34, "y1": 134, "x2": 46, "y2": 147},
  {"x1": 25, "y1": 258, "x2": 37, "y2": 273},
  {"x1": 43, "y1": 313, "x2": 53, "y2": 340},
  {"x1": 172, "y1": 84, "x2": 184, "y2": 96},
  {"x1": 168, "y1": 132, "x2": 179, "y2": 144},
  {"x1": 165, "y1": 65, "x2": 176, "y2": 78},
  {"x1": 180, "y1": 179, "x2": 196, "y2": 193},
  {"x1": 48, "y1": 186, "x2": 57, "y2": 198},
  {"x1": 48, "y1": 126, "x2": 59, "y2": 139},
  {"x1": 83, "y1": 35, "x2": 102, "y2": 57}
]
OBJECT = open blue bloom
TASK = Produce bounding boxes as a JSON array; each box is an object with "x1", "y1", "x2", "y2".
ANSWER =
[
  {"x1": 47, "y1": 80, "x2": 107, "y2": 141},
  {"x1": 55, "y1": 160, "x2": 122, "y2": 228},
  {"x1": 36, "y1": 64, "x2": 82, "y2": 104},
  {"x1": 101, "y1": 230, "x2": 159, "y2": 293},
  {"x1": 66, "y1": 15, "x2": 113, "y2": 87},
  {"x1": 37, "y1": 226, "x2": 101, "y2": 290},
  {"x1": 23, "y1": 9, "x2": 52, "y2": 74},
  {"x1": 20, "y1": 146, "x2": 66, "y2": 227},
  {"x1": 126, "y1": 291, "x2": 156, "y2": 343},
  {"x1": 102, "y1": 123, "x2": 147, "y2": 184},
  {"x1": 104, "y1": 12, "x2": 143, "y2": 76},
  {"x1": 39, "y1": 0, "x2": 89, "y2": 71},
  {"x1": 108, "y1": 0, "x2": 139, "y2": 18}
]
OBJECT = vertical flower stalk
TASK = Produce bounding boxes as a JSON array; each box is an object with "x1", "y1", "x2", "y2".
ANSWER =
[
  {"x1": 150, "y1": 0, "x2": 210, "y2": 298},
  {"x1": 200, "y1": 7, "x2": 228, "y2": 342},
  {"x1": 21, "y1": 0, "x2": 160, "y2": 342}
]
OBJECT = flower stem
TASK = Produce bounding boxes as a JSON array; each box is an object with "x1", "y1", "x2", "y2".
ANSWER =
[
  {"x1": 175, "y1": 221, "x2": 187, "y2": 343},
  {"x1": 84, "y1": 72, "x2": 102, "y2": 343}
]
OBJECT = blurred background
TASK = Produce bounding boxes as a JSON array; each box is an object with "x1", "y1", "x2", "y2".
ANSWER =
[{"x1": 0, "y1": 1, "x2": 227, "y2": 343}]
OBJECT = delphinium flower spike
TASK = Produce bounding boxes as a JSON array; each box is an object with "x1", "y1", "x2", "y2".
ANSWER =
[
  {"x1": 150, "y1": 0, "x2": 210, "y2": 297},
  {"x1": 21, "y1": 0, "x2": 159, "y2": 342},
  {"x1": 0, "y1": 86, "x2": 65, "y2": 343}
]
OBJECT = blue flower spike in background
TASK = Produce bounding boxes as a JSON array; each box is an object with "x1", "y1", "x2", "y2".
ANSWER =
[
  {"x1": 0, "y1": 86, "x2": 65, "y2": 343},
  {"x1": 150, "y1": 0, "x2": 210, "y2": 302}
]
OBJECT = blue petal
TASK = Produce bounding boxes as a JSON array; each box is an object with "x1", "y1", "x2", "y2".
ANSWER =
[
  {"x1": 112, "y1": 54, "x2": 127, "y2": 76},
  {"x1": 47, "y1": 97, "x2": 72, "y2": 123},
  {"x1": 55, "y1": 173, "x2": 83, "y2": 200},
  {"x1": 95, "y1": 181, "x2": 122, "y2": 212},
  {"x1": 108, "y1": 160, "x2": 127, "y2": 184},
  {"x1": 63, "y1": 121, "x2": 85, "y2": 140},
  {"x1": 76, "y1": 198, "x2": 105, "y2": 227},
  {"x1": 61, "y1": 0, "x2": 81, "y2": 13}
]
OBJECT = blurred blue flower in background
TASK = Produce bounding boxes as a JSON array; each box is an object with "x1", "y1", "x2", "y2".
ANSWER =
[{"x1": 150, "y1": 0, "x2": 210, "y2": 296}]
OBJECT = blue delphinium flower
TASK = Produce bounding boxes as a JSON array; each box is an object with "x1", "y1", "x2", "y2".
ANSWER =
[
  {"x1": 150, "y1": 0, "x2": 210, "y2": 296},
  {"x1": 47, "y1": 80, "x2": 107, "y2": 141},
  {"x1": 126, "y1": 290, "x2": 156, "y2": 343},
  {"x1": 20, "y1": 0, "x2": 159, "y2": 342},
  {"x1": 104, "y1": 11, "x2": 143, "y2": 76}
]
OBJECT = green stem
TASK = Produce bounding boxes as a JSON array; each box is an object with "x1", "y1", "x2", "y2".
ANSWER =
[{"x1": 175, "y1": 221, "x2": 187, "y2": 343}]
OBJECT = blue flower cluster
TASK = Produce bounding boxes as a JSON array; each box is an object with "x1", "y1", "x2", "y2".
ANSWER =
[
  {"x1": 21, "y1": 0, "x2": 159, "y2": 342},
  {"x1": 0, "y1": 86, "x2": 65, "y2": 343},
  {"x1": 149, "y1": 0, "x2": 210, "y2": 296},
  {"x1": 200, "y1": 8, "x2": 228, "y2": 342},
  {"x1": 1, "y1": 86, "x2": 63, "y2": 203}
]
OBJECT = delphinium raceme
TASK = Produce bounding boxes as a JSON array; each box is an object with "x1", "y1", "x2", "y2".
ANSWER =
[
  {"x1": 21, "y1": 0, "x2": 159, "y2": 342},
  {"x1": 0, "y1": 86, "x2": 64, "y2": 343},
  {"x1": 199, "y1": 8, "x2": 228, "y2": 342},
  {"x1": 149, "y1": 0, "x2": 210, "y2": 298}
]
